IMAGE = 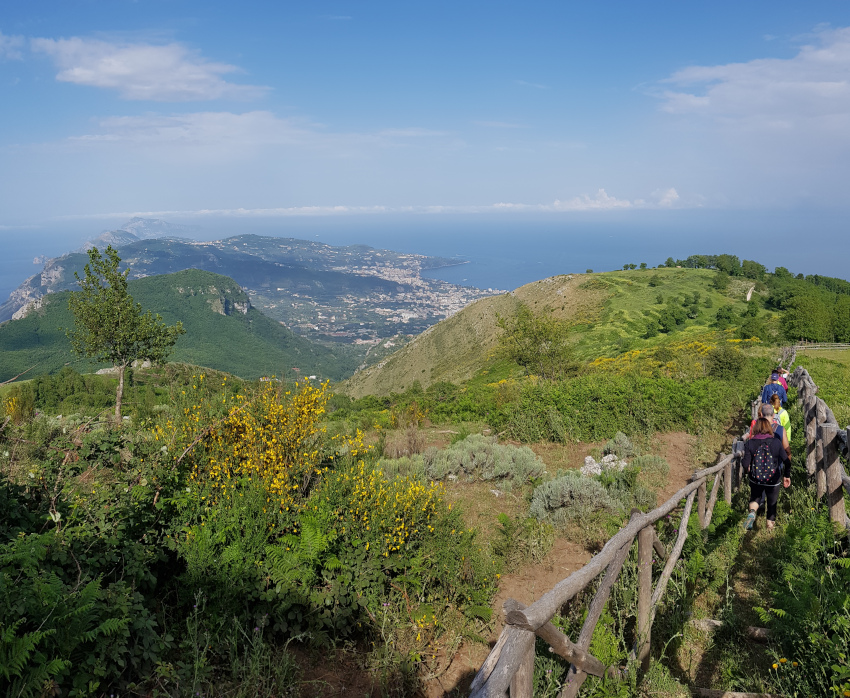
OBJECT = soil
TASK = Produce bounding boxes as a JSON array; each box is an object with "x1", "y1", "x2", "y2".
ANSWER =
[
  {"x1": 424, "y1": 537, "x2": 592, "y2": 698},
  {"x1": 649, "y1": 431, "x2": 700, "y2": 501},
  {"x1": 423, "y1": 431, "x2": 705, "y2": 697}
]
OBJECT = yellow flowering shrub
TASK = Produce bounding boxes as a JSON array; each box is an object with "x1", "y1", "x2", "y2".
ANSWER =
[
  {"x1": 319, "y1": 460, "x2": 444, "y2": 556},
  {"x1": 159, "y1": 378, "x2": 335, "y2": 515}
]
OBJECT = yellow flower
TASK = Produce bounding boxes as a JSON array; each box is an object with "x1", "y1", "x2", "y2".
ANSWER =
[
  {"x1": 772, "y1": 663, "x2": 778, "y2": 669},
  {"x1": 779, "y1": 658, "x2": 787, "y2": 664}
]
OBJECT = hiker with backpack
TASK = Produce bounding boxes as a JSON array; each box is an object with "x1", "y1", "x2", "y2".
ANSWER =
[
  {"x1": 745, "y1": 402, "x2": 790, "y2": 456},
  {"x1": 773, "y1": 367, "x2": 789, "y2": 392},
  {"x1": 770, "y1": 392, "x2": 791, "y2": 442},
  {"x1": 761, "y1": 372, "x2": 787, "y2": 406},
  {"x1": 742, "y1": 416, "x2": 791, "y2": 531}
]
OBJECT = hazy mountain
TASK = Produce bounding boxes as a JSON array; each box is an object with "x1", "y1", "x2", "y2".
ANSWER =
[
  {"x1": 77, "y1": 217, "x2": 196, "y2": 251},
  {"x1": 0, "y1": 220, "x2": 496, "y2": 346}
]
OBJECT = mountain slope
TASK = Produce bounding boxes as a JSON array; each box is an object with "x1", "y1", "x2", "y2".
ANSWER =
[
  {"x1": 0, "y1": 269, "x2": 357, "y2": 382},
  {"x1": 342, "y1": 273, "x2": 605, "y2": 396},
  {"x1": 341, "y1": 267, "x2": 779, "y2": 397}
]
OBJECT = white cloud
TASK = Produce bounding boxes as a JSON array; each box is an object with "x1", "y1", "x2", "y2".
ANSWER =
[
  {"x1": 515, "y1": 80, "x2": 549, "y2": 90},
  {"x1": 658, "y1": 26, "x2": 850, "y2": 135},
  {"x1": 58, "y1": 189, "x2": 689, "y2": 221},
  {"x1": 553, "y1": 189, "x2": 633, "y2": 210},
  {"x1": 72, "y1": 111, "x2": 312, "y2": 146},
  {"x1": 0, "y1": 30, "x2": 24, "y2": 60},
  {"x1": 653, "y1": 187, "x2": 679, "y2": 208},
  {"x1": 30, "y1": 37, "x2": 268, "y2": 101},
  {"x1": 64, "y1": 111, "x2": 462, "y2": 160}
]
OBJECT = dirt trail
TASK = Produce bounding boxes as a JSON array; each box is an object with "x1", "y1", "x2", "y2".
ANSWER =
[
  {"x1": 426, "y1": 432, "x2": 702, "y2": 697},
  {"x1": 425, "y1": 537, "x2": 592, "y2": 697}
]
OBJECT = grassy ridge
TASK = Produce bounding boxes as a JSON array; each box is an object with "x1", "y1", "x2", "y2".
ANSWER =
[
  {"x1": 343, "y1": 267, "x2": 780, "y2": 398},
  {"x1": 0, "y1": 269, "x2": 358, "y2": 382}
]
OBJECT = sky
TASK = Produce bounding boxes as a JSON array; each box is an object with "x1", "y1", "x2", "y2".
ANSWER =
[{"x1": 1, "y1": 1, "x2": 850, "y2": 276}]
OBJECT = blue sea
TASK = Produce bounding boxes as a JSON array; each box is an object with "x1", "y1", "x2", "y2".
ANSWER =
[{"x1": 1, "y1": 208, "x2": 847, "y2": 302}]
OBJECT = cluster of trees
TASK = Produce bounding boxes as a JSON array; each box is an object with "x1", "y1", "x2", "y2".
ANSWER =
[
  {"x1": 766, "y1": 273, "x2": 850, "y2": 342},
  {"x1": 661, "y1": 254, "x2": 769, "y2": 279}
]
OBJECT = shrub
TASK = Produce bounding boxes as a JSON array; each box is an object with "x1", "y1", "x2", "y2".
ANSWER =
[
  {"x1": 422, "y1": 434, "x2": 544, "y2": 488},
  {"x1": 529, "y1": 471, "x2": 622, "y2": 527},
  {"x1": 382, "y1": 425, "x2": 426, "y2": 459},
  {"x1": 706, "y1": 344, "x2": 747, "y2": 380},
  {"x1": 631, "y1": 454, "x2": 670, "y2": 491},
  {"x1": 492, "y1": 513, "x2": 555, "y2": 568},
  {"x1": 603, "y1": 431, "x2": 635, "y2": 459}
]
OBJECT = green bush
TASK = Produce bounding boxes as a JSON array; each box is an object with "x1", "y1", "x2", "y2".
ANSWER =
[
  {"x1": 421, "y1": 434, "x2": 545, "y2": 489},
  {"x1": 499, "y1": 373, "x2": 748, "y2": 443},
  {"x1": 492, "y1": 513, "x2": 555, "y2": 568},
  {"x1": 706, "y1": 344, "x2": 747, "y2": 379},
  {"x1": 529, "y1": 471, "x2": 623, "y2": 527},
  {"x1": 603, "y1": 431, "x2": 635, "y2": 459},
  {"x1": 631, "y1": 454, "x2": 670, "y2": 491}
]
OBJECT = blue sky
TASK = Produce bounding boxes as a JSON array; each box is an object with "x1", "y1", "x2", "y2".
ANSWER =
[{"x1": 2, "y1": 1, "x2": 850, "y2": 240}]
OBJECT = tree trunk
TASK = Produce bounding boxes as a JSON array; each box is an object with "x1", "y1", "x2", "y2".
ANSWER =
[{"x1": 115, "y1": 363, "x2": 126, "y2": 424}]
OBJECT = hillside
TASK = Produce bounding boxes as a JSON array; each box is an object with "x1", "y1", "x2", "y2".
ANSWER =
[
  {"x1": 0, "y1": 269, "x2": 357, "y2": 382},
  {"x1": 342, "y1": 267, "x2": 777, "y2": 397}
]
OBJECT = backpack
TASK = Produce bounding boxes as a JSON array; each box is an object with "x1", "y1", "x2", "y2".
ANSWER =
[{"x1": 750, "y1": 441, "x2": 779, "y2": 485}]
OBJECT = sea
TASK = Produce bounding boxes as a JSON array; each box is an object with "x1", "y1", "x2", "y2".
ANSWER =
[{"x1": 1, "y1": 208, "x2": 846, "y2": 302}]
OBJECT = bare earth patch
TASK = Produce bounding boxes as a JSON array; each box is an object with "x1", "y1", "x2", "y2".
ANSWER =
[{"x1": 424, "y1": 536, "x2": 592, "y2": 698}]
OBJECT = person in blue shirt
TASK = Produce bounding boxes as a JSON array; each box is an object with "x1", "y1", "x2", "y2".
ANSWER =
[{"x1": 761, "y1": 372, "x2": 787, "y2": 406}]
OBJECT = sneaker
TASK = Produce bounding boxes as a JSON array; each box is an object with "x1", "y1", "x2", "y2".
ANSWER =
[
  {"x1": 766, "y1": 519, "x2": 776, "y2": 531},
  {"x1": 744, "y1": 512, "x2": 756, "y2": 530}
]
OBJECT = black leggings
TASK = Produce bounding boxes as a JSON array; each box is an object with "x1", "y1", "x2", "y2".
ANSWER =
[{"x1": 749, "y1": 482, "x2": 781, "y2": 521}]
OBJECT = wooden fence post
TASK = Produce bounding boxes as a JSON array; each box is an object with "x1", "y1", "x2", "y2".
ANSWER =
[
  {"x1": 637, "y1": 525, "x2": 653, "y2": 673},
  {"x1": 697, "y1": 480, "x2": 707, "y2": 529},
  {"x1": 819, "y1": 422, "x2": 846, "y2": 527},
  {"x1": 724, "y1": 458, "x2": 732, "y2": 504},
  {"x1": 510, "y1": 642, "x2": 535, "y2": 698},
  {"x1": 816, "y1": 400, "x2": 827, "y2": 499},
  {"x1": 805, "y1": 393, "x2": 818, "y2": 479}
]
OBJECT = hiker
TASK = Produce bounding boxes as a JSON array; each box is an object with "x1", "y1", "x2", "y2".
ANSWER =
[
  {"x1": 761, "y1": 372, "x2": 787, "y2": 406},
  {"x1": 745, "y1": 403, "x2": 790, "y2": 456},
  {"x1": 772, "y1": 367, "x2": 789, "y2": 392},
  {"x1": 742, "y1": 416, "x2": 791, "y2": 531},
  {"x1": 770, "y1": 393, "x2": 791, "y2": 443}
]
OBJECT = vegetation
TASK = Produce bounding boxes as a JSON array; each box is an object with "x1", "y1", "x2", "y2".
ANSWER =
[
  {"x1": 0, "y1": 378, "x2": 500, "y2": 696},
  {"x1": 496, "y1": 301, "x2": 579, "y2": 380},
  {"x1": 0, "y1": 269, "x2": 358, "y2": 384},
  {"x1": 2, "y1": 252, "x2": 849, "y2": 696},
  {"x1": 68, "y1": 246, "x2": 185, "y2": 420}
]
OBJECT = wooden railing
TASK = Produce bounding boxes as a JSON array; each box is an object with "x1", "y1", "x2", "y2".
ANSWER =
[
  {"x1": 792, "y1": 342, "x2": 850, "y2": 351},
  {"x1": 787, "y1": 366, "x2": 850, "y2": 530},
  {"x1": 469, "y1": 355, "x2": 850, "y2": 697},
  {"x1": 469, "y1": 453, "x2": 740, "y2": 697}
]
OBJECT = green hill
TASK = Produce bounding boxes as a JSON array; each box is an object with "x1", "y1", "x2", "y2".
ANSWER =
[
  {"x1": 0, "y1": 269, "x2": 357, "y2": 382},
  {"x1": 342, "y1": 267, "x2": 779, "y2": 397}
]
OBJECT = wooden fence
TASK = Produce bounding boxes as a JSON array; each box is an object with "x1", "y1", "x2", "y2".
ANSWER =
[
  {"x1": 469, "y1": 358, "x2": 850, "y2": 698},
  {"x1": 787, "y1": 366, "x2": 850, "y2": 530},
  {"x1": 792, "y1": 342, "x2": 850, "y2": 351}
]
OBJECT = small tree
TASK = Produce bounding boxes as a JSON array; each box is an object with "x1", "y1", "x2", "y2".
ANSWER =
[
  {"x1": 496, "y1": 302, "x2": 578, "y2": 380},
  {"x1": 67, "y1": 246, "x2": 185, "y2": 422}
]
